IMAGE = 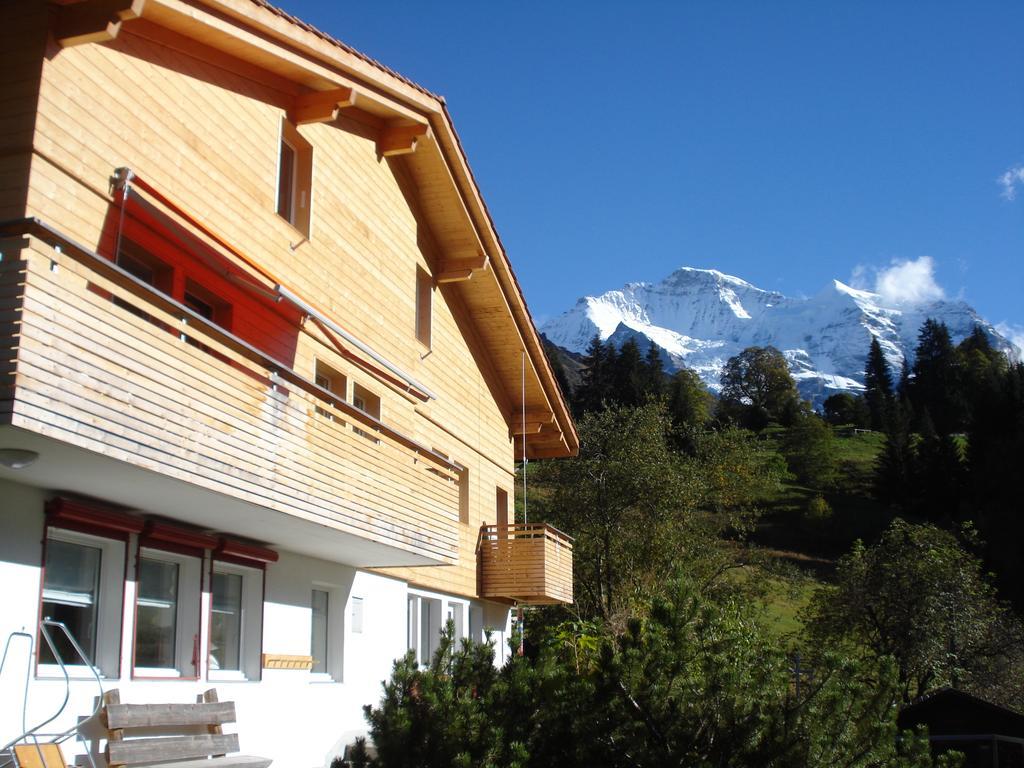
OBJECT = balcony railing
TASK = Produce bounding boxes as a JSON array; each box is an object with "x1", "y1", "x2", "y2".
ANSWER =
[
  {"x1": 478, "y1": 523, "x2": 573, "y2": 605},
  {"x1": 0, "y1": 223, "x2": 460, "y2": 565}
]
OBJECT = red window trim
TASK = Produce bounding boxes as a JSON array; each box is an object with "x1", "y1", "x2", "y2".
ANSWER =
[
  {"x1": 215, "y1": 539, "x2": 278, "y2": 567},
  {"x1": 139, "y1": 521, "x2": 219, "y2": 559},
  {"x1": 37, "y1": 509, "x2": 131, "y2": 679},
  {"x1": 45, "y1": 497, "x2": 144, "y2": 539}
]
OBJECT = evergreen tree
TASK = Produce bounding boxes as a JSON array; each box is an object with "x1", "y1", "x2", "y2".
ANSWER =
[
  {"x1": 667, "y1": 368, "x2": 713, "y2": 432},
  {"x1": 641, "y1": 342, "x2": 665, "y2": 399},
  {"x1": 913, "y1": 410, "x2": 965, "y2": 522},
  {"x1": 968, "y1": 361, "x2": 1024, "y2": 608},
  {"x1": 613, "y1": 338, "x2": 644, "y2": 407},
  {"x1": 911, "y1": 319, "x2": 965, "y2": 434},
  {"x1": 863, "y1": 336, "x2": 894, "y2": 431},
  {"x1": 576, "y1": 335, "x2": 615, "y2": 414},
  {"x1": 782, "y1": 414, "x2": 838, "y2": 490},
  {"x1": 958, "y1": 326, "x2": 1007, "y2": 424},
  {"x1": 874, "y1": 400, "x2": 914, "y2": 508},
  {"x1": 542, "y1": 337, "x2": 574, "y2": 409}
]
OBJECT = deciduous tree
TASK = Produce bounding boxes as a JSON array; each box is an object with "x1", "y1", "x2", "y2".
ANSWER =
[{"x1": 719, "y1": 346, "x2": 801, "y2": 430}]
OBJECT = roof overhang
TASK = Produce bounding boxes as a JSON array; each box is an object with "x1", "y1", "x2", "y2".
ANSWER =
[{"x1": 50, "y1": 0, "x2": 578, "y2": 459}]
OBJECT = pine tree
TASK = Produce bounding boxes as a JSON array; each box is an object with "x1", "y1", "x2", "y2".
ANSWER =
[
  {"x1": 576, "y1": 335, "x2": 614, "y2": 414},
  {"x1": 874, "y1": 399, "x2": 914, "y2": 508},
  {"x1": 667, "y1": 368, "x2": 713, "y2": 432},
  {"x1": 641, "y1": 342, "x2": 665, "y2": 399},
  {"x1": 864, "y1": 336, "x2": 894, "y2": 431},
  {"x1": 911, "y1": 319, "x2": 965, "y2": 434},
  {"x1": 613, "y1": 338, "x2": 644, "y2": 407},
  {"x1": 914, "y1": 409, "x2": 965, "y2": 522}
]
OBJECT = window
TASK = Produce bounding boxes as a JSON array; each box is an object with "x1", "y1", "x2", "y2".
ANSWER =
[
  {"x1": 458, "y1": 465, "x2": 470, "y2": 525},
  {"x1": 133, "y1": 549, "x2": 201, "y2": 678},
  {"x1": 314, "y1": 359, "x2": 347, "y2": 421},
  {"x1": 39, "y1": 528, "x2": 125, "y2": 677},
  {"x1": 496, "y1": 488, "x2": 509, "y2": 536},
  {"x1": 310, "y1": 588, "x2": 329, "y2": 674},
  {"x1": 350, "y1": 596, "x2": 364, "y2": 635},
  {"x1": 276, "y1": 119, "x2": 313, "y2": 237},
  {"x1": 183, "y1": 280, "x2": 231, "y2": 329},
  {"x1": 209, "y1": 572, "x2": 241, "y2": 671},
  {"x1": 446, "y1": 602, "x2": 465, "y2": 640},
  {"x1": 407, "y1": 594, "x2": 442, "y2": 667},
  {"x1": 136, "y1": 558, "x2": 178, "y2": 669},
  {"x1": 41, "y1": 539, "x2": 100, "y2": 665},
  {"x1": 182, "y1": 280, "x2": 231, "y2": 352},
  {"x1": 116, "y1": 240, "x2": 173, "y2": 294},
  {"x1": 352, "y1": 383, "x2": 381, "y2": 442},
  {"x1": 415, "y1": 266, "x2": 432, "y2": 347},
  {"x1": 113, "y1": 240, "x2": 173, "y2": 323},
  {"x1": 209, "y1": 561, "x2": 263, "y2": 681}
]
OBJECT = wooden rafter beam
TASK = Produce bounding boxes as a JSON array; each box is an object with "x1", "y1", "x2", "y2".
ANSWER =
[
  {"x1": 511, "y1": 421, "x2": 547, "y2": 436},
  {"x1": 436, "y1": 251, "x2": 488, "y2": 283},
  {"x1": 53, "y1": 0, "x2": 145, "y2": 48},
  {"x1": 378, "y1": 122, "x2": 431, "y2": 157},
  {"x1": 288, "y1": 87, "x2": 357, "y2": 125}
]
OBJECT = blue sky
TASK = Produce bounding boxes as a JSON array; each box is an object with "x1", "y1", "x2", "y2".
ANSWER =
[{"x1": 278, "y1": 1, "x2": 1023, "y2": 339}]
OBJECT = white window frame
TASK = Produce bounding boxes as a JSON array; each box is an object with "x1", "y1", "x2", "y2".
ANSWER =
[
  {"x1": 349, "y1": 595, "x2": 364, "y2": 635},
  {"x1": 408, "y1": 590, "x2": 469, "y2": 667},
  {"x1": 38, "y1": 528, "x2": 125, "y2": 679},
  {"x1": 207, "y1": 560, "x2": 263, "y2": 682},
  {"x1": 133, "y1": 548, "x2": 202, "y2": 679},
  {"x1": 309, "y1": 583, "x2": 345, "y2": 683}
]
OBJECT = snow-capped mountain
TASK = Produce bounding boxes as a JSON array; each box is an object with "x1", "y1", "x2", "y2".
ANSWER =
[{"x1": 541, "y1": 267, "x2": 1020, "y2": 403}]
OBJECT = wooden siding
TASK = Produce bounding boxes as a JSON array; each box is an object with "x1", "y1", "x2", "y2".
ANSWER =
[
  {"x1": 2, "y1": 235, "x2": 460, "y2": 563},
  {"x1": 2, "y1": 4, "x2": 573, "y2": 598},
  {"x1": 479, "y1": 524, "x2": 574, "y2": 605}
]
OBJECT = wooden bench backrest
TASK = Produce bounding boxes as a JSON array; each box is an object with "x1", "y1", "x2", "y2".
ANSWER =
[{"x1": 103, "y1": 688, "x2": 239, "y2": 767}]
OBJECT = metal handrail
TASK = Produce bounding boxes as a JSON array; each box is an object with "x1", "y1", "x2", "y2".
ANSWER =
[{"x1": 0, "y1": 620, "x2": 104, "y2": 768}]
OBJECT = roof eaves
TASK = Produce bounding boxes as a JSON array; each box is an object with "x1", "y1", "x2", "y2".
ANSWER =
[{"x1": 244, "y1": 0, "x2": 443, "y2": 103}]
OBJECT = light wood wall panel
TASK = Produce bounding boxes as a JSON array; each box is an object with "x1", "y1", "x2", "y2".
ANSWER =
[
  {"x1": 5, "y1": 237, "x2": 460, "y2": 564},
  {"x1": 21, "y1": 21, "x2": 522, "y2": 597}
]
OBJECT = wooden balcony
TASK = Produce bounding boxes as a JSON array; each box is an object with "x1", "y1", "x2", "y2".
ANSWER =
[
  {"x1": 479, "y1": 523, "x2": 573, "y2": 605},
  {"x1": 0, "y1": 226, "x2": 460, "y2": 566}
]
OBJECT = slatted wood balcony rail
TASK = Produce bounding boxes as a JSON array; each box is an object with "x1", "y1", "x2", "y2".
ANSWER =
[
  {"x1": 478, "y1": 523, "x2": 573, "y2": 605},
  {"x1": 0, "y1": 223, "x2": 460, "y2": 565}
]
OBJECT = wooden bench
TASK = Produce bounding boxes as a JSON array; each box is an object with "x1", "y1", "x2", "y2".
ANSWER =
[{"x1": 101, "y1": 688, "x2": 271, "y2": 768}]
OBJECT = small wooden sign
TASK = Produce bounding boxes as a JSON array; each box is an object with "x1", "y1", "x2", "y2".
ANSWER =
[{"x1": 261, "y1": 653, "x2": 314, "y2": 670}]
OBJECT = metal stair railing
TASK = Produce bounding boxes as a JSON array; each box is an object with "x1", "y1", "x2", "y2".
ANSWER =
[{"x1": 0, "y1": 619, "x2": 105, "y2": 768}]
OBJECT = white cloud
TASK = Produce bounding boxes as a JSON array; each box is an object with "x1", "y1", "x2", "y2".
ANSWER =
[
  {"x1": 873, "y1": 256, "x2": 945, "y2": 305},
  {"x1": 999, "y1": 165, "x2": 1024, "y2": 200},
  {"x1": 996, "y1": 323, "x2": 1024, "y2": 362},
  {"x1": 849, "y1": 264, "x2": 870, "y2": 290}
]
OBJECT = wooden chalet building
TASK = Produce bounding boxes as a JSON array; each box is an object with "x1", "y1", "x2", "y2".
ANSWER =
[{"x1": 0, "y1": 1, "x2": 577, "y2": 765}]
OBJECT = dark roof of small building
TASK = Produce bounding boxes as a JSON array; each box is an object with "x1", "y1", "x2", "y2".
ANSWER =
[{"x1": 899, "y1": 688, "x2": 1024, "y2": 738}]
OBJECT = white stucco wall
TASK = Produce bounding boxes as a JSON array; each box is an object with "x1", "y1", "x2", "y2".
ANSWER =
[{"x1": 0, "y1": 478, "x2": 513, "y2": 767}]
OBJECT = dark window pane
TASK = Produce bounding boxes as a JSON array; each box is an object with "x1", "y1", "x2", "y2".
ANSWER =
[
  {"x1": 277, "y1": 141, "x2": 296, "y2": 223},
  {"x1": 184, "y1": 291, "x2": 215, "y2": 321},
  {"x1": 210, "y1": 572, "x2": 242, "y2": 671},
  {"x1": 135, "y1": 558, "x2": 178, "y2": 669},
  {"x1": 40, "y1": 539, "x2": 101, "y2": 665}
]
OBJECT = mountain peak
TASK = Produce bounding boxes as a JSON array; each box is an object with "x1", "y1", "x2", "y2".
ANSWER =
[{"x1": 542, "y1": 266, "x2": 1018, "y2": 405}]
